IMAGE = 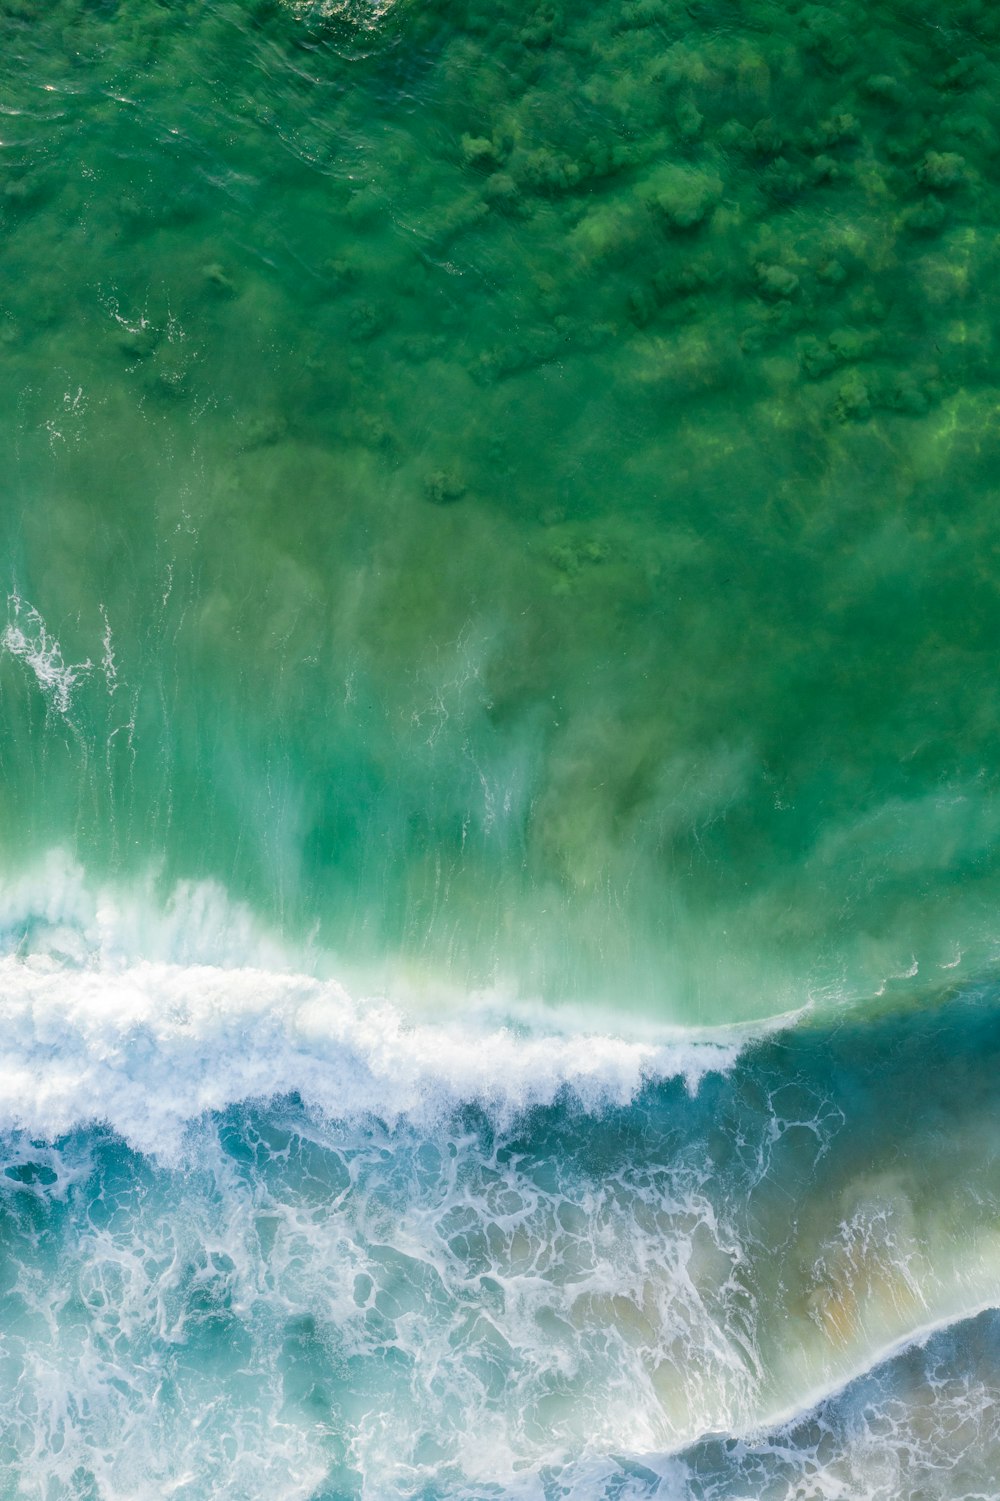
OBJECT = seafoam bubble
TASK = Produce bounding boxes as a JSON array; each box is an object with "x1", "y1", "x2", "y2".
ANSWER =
[
  {"x1": 0, "y1": 860, "x2": 997, "y2": 1497},
  {"x1": 0, "y1": 953, "x2": 741, "y2": 1157},
  {"x1": 0, "y1": 850, "x2": 746, "y2": 1155},
  {"x1": 0, "y1": 1093, "x2": 761, "y2": 1493},
  {"x1": 1, "y1": 1095, "x2": 998, "y2": 1500},
  {"x1": 1, "y1": 591, "x2": 92, "y2": 719},
  {"x1": 282, "y1": 0, "x2": 399, "y2": 30}
]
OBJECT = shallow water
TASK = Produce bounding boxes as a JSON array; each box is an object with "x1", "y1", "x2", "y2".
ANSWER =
[{"x1": 2, "y1": 0, "x2": 1000, "y2": 1494}]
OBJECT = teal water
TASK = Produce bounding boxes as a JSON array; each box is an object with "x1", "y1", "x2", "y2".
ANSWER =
[{"x1": 2, "y1": 0, "x2": 1000, "y2": 1494}]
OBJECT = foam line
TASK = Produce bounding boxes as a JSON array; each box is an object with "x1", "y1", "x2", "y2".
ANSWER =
[
  {"x1": 0, "y1": 954, "x2": 744, "y2": 1157},
  {"x1": 735, "y1": 1297, "x2": 1000, "y2": 1444},
  {"x1": 0, "y1": 851, "x2": 771, "y2": 1155}
]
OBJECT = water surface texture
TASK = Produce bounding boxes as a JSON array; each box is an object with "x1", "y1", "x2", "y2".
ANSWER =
[{"x1": 2, "y1": 0, "x2": 1000, "y2": 1495}]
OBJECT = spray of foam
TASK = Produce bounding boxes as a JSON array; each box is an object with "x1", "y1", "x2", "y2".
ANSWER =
[
  {"x1": 1, "y1": 591, "x2": 92, "y2": 718},
  {"x1": 0, "y1": 852, "x2": 743, "y2": 1156},
  {"x1": 0, "y1": 957, "x2": 740, "y2": 1157},
  {"x1": 283, "y1": 0, "x2": 399, "y2": 29}
]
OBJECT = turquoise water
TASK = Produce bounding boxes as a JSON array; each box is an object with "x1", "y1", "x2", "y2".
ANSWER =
[{"x1": 2, "y1": 0, "x2": 1000, "y2": 1493}]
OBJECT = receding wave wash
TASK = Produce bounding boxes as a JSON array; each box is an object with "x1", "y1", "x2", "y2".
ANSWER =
[{"x1": 2, "y1": 0, "x2": 1000, "y2": 1495}]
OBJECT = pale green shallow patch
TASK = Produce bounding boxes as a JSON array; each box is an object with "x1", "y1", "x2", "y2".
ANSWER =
[{"x1": 2, "y1": 0, "x2": 1000, "y2": 1020}]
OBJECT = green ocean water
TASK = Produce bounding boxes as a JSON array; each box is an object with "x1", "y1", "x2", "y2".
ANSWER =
[
  {"x1": 3, "y1": 0, "x2": 1000, "y2": 1496},
  {"x1": 4, "y1": 0, "x2": 1000, "y2": 1016}
]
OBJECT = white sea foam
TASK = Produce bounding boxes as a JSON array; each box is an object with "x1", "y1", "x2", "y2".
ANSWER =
[
  {"x1": 0, "y1": 861, "x2": 997, "y2": 1500},
  {"x1": 0, "y1": 1056, "x2": 762, "y2": 1488},
  {"x1": 0, "y1": 852, "x2": 744, "y2": 1157},
  {"x1": 536, "y1": 1305, "x2": 1000, "y2": 1501},
  {"x1": 0, "y1": 955, "x2": 743, "y2": 1157},
  {"x1": 283, "y1": 0, "x2": 398, "y2": 29},
  {"x1": 738, "y1": 1297, "x2": 1000, "y2": 1443},
  {"x1": 1, "y1": 591, "x2": 92, "y2": 718}
]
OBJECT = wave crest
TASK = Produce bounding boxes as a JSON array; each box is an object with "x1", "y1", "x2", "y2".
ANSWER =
[{"x1": 0, "y1": 851, "x2": 748, "y2": 1154}]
